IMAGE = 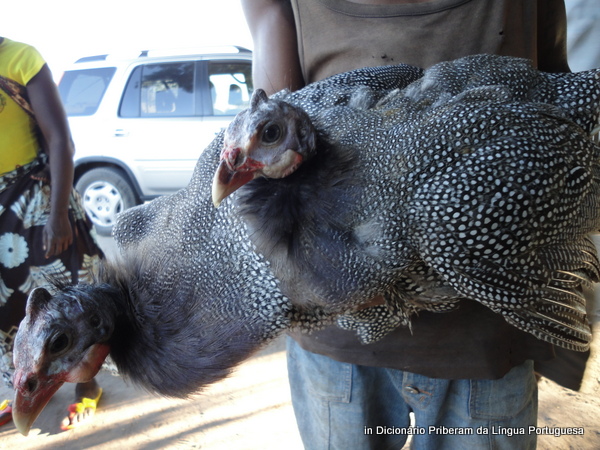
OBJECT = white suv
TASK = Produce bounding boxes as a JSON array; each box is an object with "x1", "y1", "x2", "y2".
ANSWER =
[{"x1": 58, "y1": 46, "x2": 253, "y2": 235}]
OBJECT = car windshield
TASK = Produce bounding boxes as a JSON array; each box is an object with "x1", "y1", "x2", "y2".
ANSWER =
[{"x1": 59, "y1": 67, "x2": 116, "y2": 116}]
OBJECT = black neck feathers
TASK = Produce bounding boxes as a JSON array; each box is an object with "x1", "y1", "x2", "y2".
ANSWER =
[{"x1": 234, "y1": 135, "x2": 361, "y2": 264}]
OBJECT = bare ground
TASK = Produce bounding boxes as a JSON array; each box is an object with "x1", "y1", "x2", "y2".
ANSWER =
[
  {"x1": 0, "y1": 338, "x2": 304, "y2": 450},
  {"x1": 1, "y1": 335, "x2": 599, "y2": 450}
]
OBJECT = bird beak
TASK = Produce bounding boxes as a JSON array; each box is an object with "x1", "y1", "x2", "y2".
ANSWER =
[
  {"x1": 212, "y1": 146, "x2": 265, "y2": 207},
  {"x1": 212, "y1": 159, "x2": 258, "y2": 207},
  {"x1": 11, "y1": 342, "x2": 110, "y2": 436},
  {"x1": 12, "y1": 371, "x2": 65, "y2": 436}
]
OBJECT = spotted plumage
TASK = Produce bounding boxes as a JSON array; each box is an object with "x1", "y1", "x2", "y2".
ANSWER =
[{"x1": 11, "y1": 55, "x2": 600, "y2": 435}]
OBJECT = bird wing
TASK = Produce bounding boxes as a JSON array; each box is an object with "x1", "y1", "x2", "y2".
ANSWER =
[
  {"x1": 402, "y1": 97, "x2": 600, "y2": 350},
  {"x1": 443, "y1": 240, "x2": 597, "y2": 351}
]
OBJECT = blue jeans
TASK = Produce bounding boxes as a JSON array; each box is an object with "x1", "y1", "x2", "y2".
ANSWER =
[{"x1": 287, "y1": 337, "x2": 537, "y2": 450}]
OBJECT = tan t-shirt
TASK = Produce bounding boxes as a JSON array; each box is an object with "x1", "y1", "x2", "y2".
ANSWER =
[{"x1": 292, "y1": 0, "x2": 569, "y2": 83}]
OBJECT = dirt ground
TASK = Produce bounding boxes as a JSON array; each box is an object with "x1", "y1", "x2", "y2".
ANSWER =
[
  {"x1": 0, "y1": 337, "x2": 304, "y2": 450},
  {"x1": 1, "y1": 238, "x2": 600, "y2": 449},
  {"x1": 536, "y1": 336, "x2": 600, "y2": 450},
  {"x1": 1, "y1": 335, "x2": 599, "y2": 450}
]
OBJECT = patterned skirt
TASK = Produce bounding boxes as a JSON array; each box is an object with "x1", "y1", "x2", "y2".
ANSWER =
[{"x1": 0, "y1": 158, "x2": 104, "y2": 387}]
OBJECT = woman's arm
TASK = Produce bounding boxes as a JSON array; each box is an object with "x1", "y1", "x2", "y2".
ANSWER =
[{"x1": 27, "y1": 64, "x2": 75, "y2": 258}]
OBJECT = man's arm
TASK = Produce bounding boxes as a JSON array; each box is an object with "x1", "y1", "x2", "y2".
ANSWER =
[{"x1": 242, "y1": 0, "x2": 306, "y2": 94}]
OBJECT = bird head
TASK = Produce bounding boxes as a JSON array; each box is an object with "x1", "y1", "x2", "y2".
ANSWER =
[
  {"x1": 212, "y1": 88, "x2": 317, "y2": 206},
  {"x1": 12, "y1": 286, "x2": 114, "y2": 435}
]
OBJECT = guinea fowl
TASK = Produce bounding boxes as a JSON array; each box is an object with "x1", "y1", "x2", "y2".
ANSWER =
[{"x1": 12, "y1": 55, "x2": 600, "y2": 436}]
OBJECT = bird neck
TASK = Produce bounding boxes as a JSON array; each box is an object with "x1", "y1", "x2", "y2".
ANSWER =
[
  {"x1": 95, "y1": 253, "x2": 291, "y2": 397},
  {"x1": 238, "y1": 137, "x2": 352, "y2": 240},
  {"x1": 233, "y1": 136, "x2": 364, "y2": 306}
]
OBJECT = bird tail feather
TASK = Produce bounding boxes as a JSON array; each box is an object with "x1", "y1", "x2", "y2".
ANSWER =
[
  {"x1": 501, "y1": 240, "x2": 598, "y2": 351},
  {"x1": 447, "y1": 238, "x2": 598, "y2": 351}
]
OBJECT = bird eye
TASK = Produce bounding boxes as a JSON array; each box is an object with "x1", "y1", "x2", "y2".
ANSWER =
[
  {"x1": 262, "y1": 123, "x2": 282, "y2": 144},
  {"x1": 49, "y1": 333, "x2": 71, "y2": 355},
  {"x1": 90, "y1": 315, "x2": 101, "y2": 328}
]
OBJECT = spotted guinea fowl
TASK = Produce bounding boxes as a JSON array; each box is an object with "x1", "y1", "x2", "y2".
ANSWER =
[
  {"x1": 214, "y1": 54, "x2": 600, "y2": 345},
  {"x1": 12, "y1": 55, "x2": 600, "y2": 436}
]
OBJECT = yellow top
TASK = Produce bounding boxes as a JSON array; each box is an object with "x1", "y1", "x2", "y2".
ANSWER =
[{"x1": 0, "y1": 38, "x2": 46, "y2": 175}]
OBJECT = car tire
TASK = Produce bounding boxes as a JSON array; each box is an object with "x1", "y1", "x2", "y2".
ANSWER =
[{"x1": 75, "y1": 167, "x2": 139, "y2": 236}]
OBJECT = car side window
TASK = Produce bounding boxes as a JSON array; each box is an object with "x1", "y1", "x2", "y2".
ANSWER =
[
  {"x1": 59, "y1": 67, "x2": 116, "y2": 116},
  {"x1": 208, "y1": 62, "x2": 253, "y2": 116},
  {"x1": 120, "y1": 62, "x2": 195, "y2": 117}
]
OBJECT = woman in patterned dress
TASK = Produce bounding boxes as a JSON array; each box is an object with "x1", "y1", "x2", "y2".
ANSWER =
[{"x1": 0, "y1": 37, "x2": 104, "y2": 430}]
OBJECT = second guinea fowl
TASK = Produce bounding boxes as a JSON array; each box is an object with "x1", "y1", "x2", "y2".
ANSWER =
[{"x1": 11, "y1": 55, "x2": 600, "y2": 436}]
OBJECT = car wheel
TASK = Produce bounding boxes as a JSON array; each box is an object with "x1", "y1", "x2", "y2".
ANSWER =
[{"x1": 75, "y1": 167, "x2": 138, "y2": 236}]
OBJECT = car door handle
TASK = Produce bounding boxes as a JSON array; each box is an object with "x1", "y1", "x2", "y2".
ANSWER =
[{"x1": 115, "y1": 129, "x2": 129, "y2": 137}]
